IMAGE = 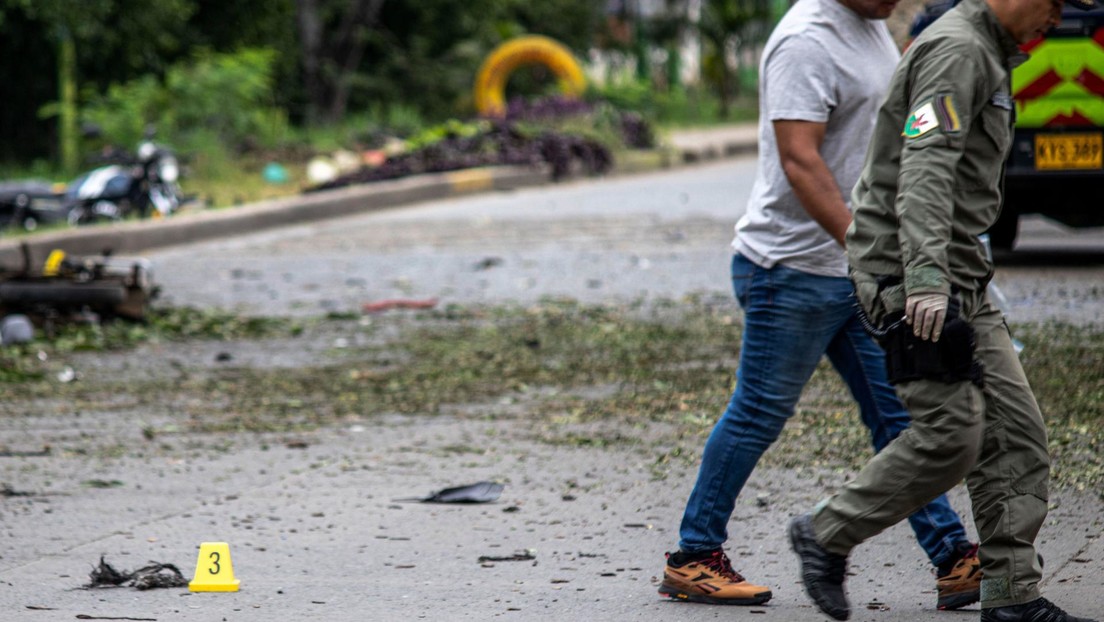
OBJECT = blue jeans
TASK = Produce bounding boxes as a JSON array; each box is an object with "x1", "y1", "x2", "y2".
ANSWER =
[{"x1": 678, "y1": 254, "x2": 969, "y2": 568}]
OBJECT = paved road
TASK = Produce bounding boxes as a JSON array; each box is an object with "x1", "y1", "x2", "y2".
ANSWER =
[
  {"x1": 149, "y1": 158, "x2": 1104, "y2": 326},
  {"x1": 149, "y1": 160, "x2": 749, "y2": 317},
  {"x1": 2, "y1": 160, "x2": 1101, "y2": 622}
]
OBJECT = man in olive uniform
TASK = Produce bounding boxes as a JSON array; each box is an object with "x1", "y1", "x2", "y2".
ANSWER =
[{"x1": 787, "y1": 0, "x2": 1101, "y2": 620}]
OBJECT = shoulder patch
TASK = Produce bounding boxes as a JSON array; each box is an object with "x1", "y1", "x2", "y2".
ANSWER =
[
  {"x1": 990, "y1": 91, "x2": 1013, "y2": 110},
  {"x1": 903, "y1": 101, "x2": 939, "y2": 138}
]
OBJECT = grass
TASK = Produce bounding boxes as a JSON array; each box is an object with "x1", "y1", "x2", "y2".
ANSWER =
[
  {"x1": 3, "y1": 299, "x2": 1098, "y2": 493},
  {"x1": 0, "y1": 306, "x2": 298, "y2": 384},
  {"x1": 185, "y1": 152, "x2": 308, "y2": 209}
]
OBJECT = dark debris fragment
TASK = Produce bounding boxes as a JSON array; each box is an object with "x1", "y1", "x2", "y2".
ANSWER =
[
  {"x1": 477, "y1": 550, "x2": 536, "y2": 563},
  {"x1": 1, "y1": 483, "x2": 35, "y2": 497},
  {"x1": 85, "y1": 556, "x2": 188, "y2": 590},
  {"x1": 0, "y1": 445, "x2": 51, "y2": 458},
  {"x1": 396, "y1": 481, "x2": 504, "y2": 504}
]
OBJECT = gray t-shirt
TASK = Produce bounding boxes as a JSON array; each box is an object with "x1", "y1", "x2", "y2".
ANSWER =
[{"x1": 733, "y1": 0, "x2": 899, "y2": 277}]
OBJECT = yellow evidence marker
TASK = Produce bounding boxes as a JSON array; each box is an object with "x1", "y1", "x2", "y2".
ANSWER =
[{"x1": 189, "y1": 542, "x2": 240, "y2": 592}]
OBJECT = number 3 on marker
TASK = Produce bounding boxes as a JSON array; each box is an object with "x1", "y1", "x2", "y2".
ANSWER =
[{"x1": 208, "y1": 551, "x2": 221, "y2": 575}]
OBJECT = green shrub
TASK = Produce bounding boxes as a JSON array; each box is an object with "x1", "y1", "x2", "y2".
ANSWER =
[
  {"x1": 81, "y1": 48, "x2": 289, "y2": 155},
  {"x1": 589, "y1": 77, "x2": 755, "y2": 127},
  {"x1": 284, "y1": 104, "x2": 429, "y2": 153}
]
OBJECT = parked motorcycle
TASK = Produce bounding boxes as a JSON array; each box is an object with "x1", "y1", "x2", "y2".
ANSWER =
[{"x1": 65, "y1": 129, "x2": 185, "y2": 226}]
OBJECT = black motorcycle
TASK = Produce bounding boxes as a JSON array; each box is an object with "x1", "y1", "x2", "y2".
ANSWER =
[{"x1": 65, "y1": 130, "x2": 185, "y2": 226}]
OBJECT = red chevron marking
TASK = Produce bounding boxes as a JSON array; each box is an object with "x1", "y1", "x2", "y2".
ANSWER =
[
  {"x1": 1021, "y1": 37, "x2": 1045, "y2": 53},
  {"x1": 1015, "y1": 69, "x2": 1063, "y2": 102},
  {"x1": 1045, "y1": 111, "x2": 1095, "y2": 127},
  {"x1": 1076, "y1": 69, "x2": 1104, "y2": 96}
]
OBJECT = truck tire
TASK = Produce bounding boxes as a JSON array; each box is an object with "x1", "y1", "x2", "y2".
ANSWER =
[{"x1": 473, "y1": 36, "x2": 586, "y2": 116}]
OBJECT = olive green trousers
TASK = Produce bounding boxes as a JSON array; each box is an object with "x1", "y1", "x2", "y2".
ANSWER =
[{"x1": 812, "y1": 276, "x2": 1050, "y2": 608}]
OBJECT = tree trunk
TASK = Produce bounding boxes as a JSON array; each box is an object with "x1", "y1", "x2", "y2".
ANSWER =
[
  {"x1": 295, "y1": 0, "x2": 324, "y2": 126},
  {"x1": 704, "y1": 31, "x2": 731, "y2": 119},
  {"x1": 58, "y1": 27, "x2": 78, "y2": 175},
  {"x1": 325, "y1": 0, "x2": 386, "y2": 123},
  {"x1": 719, "y1": 62, "x2": 731, "y2": 119}
]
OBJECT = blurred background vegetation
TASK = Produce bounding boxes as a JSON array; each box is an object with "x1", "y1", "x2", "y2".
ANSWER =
[{"x1": 0, "y1": 0, "x2": 779, "y2": 207}]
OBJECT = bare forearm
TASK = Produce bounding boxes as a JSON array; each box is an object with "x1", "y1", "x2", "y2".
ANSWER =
[
  {"x1": 773, "y1": 120, "x2": 852, "y2": 247},
  {"x1": 781, "y1": 155, "x2": 852, "y2": 247}
]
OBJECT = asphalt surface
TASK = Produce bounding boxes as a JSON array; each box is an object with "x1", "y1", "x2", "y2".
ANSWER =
[
  {"x1": 145, "y1": 158, "x2": 1104, "y2": 327},
  {"x1": 1, "y1": 144, "x2": 1103, "y2": 621},
  {"x1": 149, "y1": 161, "x2": 750, "y2": 316}
]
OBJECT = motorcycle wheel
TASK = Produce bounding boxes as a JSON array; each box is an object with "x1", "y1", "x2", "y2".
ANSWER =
[
  {"x1": 67, "y1": 205, "x2": 97, "y2": 227},
  {"x1": 67, "y1": 207, "x2": 86, "y2": 227}
]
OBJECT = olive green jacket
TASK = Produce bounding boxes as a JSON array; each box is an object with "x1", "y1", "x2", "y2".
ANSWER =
[{"x1": 845, "y1": 0, "x2": 1025, "y2": 297}]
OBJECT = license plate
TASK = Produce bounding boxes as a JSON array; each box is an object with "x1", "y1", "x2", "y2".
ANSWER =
[{"x1": 1035, "y1": 133, "x2": 1103, "y2": 170}]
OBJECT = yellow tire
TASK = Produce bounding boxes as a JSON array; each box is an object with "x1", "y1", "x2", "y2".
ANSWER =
[{"x1": 474, "y1": 35, "x2": 587, "y2": 117}]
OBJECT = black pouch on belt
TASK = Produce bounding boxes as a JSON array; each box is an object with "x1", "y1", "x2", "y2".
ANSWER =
[{"x1": 877, "y1": 296, "x2": 984, "y2": 388}]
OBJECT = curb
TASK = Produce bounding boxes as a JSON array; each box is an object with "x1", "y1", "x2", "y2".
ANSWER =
[
  {"x1": 0, "y1": 128, "x2": 757, "y2": 269},
  {"x1": 0, "y1": 166, "x2": 548, "y2": 269}
]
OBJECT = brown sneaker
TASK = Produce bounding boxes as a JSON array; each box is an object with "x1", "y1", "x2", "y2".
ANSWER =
[
  {"x1": 937, "y1": 543, "x2": 981, "y2": 610},
  {"x1": 658, "y1": 549, "x2": 773, "y2": 605}
]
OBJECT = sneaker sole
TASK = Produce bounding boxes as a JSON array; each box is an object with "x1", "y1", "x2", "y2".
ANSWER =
[
  {"x1": 788, "y1": 516, "x2": 850, "y2": 621},
  {"x1": 658, "y1": 584, "x2": 772, "y2": 606},
  {"x1": 938, "y1": 589, "x2": 980, "y2": 610}
]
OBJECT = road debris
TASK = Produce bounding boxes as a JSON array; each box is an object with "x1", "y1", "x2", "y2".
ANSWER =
[
  {"x1": 82, "y1": 479, "x2": 124, "y2": 489},
  {"x1": 478, "y1": 549, "x2": 537, "y2": 564},
  {"x1": 0, "y1": 313, "x2": 34, "y2": 344},
  {"x1": 75, "y1": 616, "x2": 157, "y2": 621},
  {"x1": 474, "y1": 257, "x2": 504, "y2": 271},
  {"x1": 0, "y1": 244, "x2": 158, "y2": 336},
  {"x1": 0, "y1": 445, "x2": 50, "y2": 458},
  {"x1": 361, "y1": 298, "x2": 438, "y2": 314},
  {"x1": 397, "y1": 481, "x2": 504, "y2": 504},
  {"x1": 85, "y1": 556, "x2": 188, "y2": 590},
  {"x1": 1, "y1": 483, "x2": 35, "y2": 497}
]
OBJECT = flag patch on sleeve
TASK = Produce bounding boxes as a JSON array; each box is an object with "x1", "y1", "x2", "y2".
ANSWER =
[
  {"x1": 932, "y1": 95, "x2": 961, "y2": 133},
  {"x1": 903, "y1": 102, "x2": 939, "y2": 138}
]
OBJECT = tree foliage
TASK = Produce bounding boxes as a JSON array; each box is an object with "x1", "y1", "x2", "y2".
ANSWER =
[
  {"x1": 0, "y1": 0, "x2": 197, "y2": 161},
  {"x1": 650, "y1": 0, "x2": 771, "y2": 117},
  {"x1": 0, "y1": 0, "x2": 608, "y2": 163},
  {"x1": 295, "y1": 0, "x2": 601, "y2": 125},
  {"x1": 698, "y1": 0, "x2": 772, "y2": 109},
  {"x1": 81, "y1": 49, "x2": 288, "y2": 152}
]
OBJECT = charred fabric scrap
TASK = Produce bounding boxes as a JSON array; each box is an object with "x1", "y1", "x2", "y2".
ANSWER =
[{"x1": 85, "y1": 556, "x2": 187, "y2": 590}]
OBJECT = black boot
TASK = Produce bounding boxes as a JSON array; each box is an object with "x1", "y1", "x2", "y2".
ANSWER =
[
  {"x1": 981, "y1": 597, "x2": 1098, "y2": 622},
  {"x1": 789, "y1": 513, "x2": 850, "y2": 621}
]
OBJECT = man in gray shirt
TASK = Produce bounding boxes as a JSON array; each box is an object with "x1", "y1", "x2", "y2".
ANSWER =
[{"x1": 658, "y1": 0, "x2": 980, "y2": 610}]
